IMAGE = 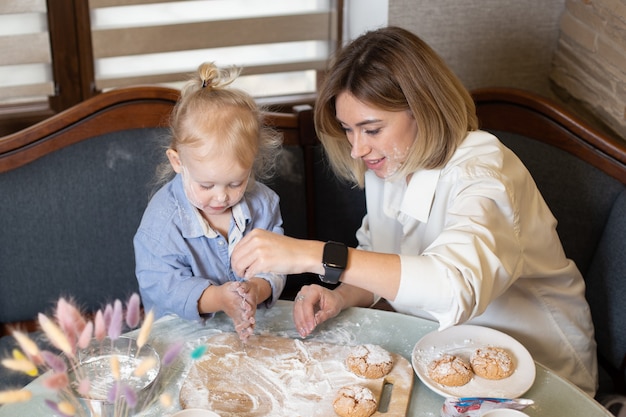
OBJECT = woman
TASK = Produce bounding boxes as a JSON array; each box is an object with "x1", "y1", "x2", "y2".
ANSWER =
[{"x1": 231, "y1": 26, "x2": 597, "y2": 395}]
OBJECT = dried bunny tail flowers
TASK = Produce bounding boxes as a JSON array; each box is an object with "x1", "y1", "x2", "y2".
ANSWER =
[
  {"x1": 77, "y1": 321, "x2": 93, "y2": 350},
  {"x1": 1, "y1": 351, "x2": 38, "y2": 376},
  {"x1": 136, "y1": 310, "x2": 154, "y2": 350},
  {"x1": 55, "y1": 297, "x2": 87, "y2": 345},
  {"x1": 12, "y1": 331, "x2": 42, "y2": 364},
  {"x1": 45, "y1": 398, "x2": 76, "y2": 416},
  {"x1": 125, "y1": 293, "x2": 141, "y2": 329},
  {"x1": 38, "y1": 313, "x2": 74, "y2": 358},
  {"x1": 0, "y1": 389, "x2": 33, "y2": 405},
  {"x1": 94, "y1": 309, "x2": 106, "y2": 341},
  {"x1": 108, "y1": 299, "x2": 124, "y2": 341},
  {"x1": 0, "y1": 293, "x2": 188, "y2": 417}
]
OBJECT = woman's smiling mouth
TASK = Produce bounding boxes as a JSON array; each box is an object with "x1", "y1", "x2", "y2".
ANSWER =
[{"x1": 364, "y1": 157, "x2": 385, "y2": 171}]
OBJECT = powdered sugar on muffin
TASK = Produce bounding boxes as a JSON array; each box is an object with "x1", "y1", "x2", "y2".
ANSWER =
[
  {"x1": 428, "y1": 354, "x2": 473, "y2": 387},
  {"x1": 345, "y1": 344, "x2": 394, "y2": 379},
  {"x1": 333, "y1": 385, "x2": 377, "y2": 417},
  {"x1": 470, "y1": 346, "x2": 515, "y2": 380}
]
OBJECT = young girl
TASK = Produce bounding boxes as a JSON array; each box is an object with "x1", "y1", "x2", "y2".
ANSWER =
[{"x1": 134, "y1": 62, "x2": 286, "y2": 341}]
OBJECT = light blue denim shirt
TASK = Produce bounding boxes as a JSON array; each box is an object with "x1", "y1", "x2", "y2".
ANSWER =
[{"x1": 134, "y1": 174, "x2": 286, "y2": 320}]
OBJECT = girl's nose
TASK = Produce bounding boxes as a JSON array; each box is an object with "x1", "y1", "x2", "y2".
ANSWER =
[{"x1": 216, "y1": 190, "x2": 228, "y2": 203}]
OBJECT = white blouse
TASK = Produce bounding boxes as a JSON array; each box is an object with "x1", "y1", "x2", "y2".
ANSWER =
[{"x1": 357, "y1": 130, "x2": 597, "y2": 395}]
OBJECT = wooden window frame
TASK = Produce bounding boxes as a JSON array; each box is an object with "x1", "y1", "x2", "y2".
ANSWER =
[{"x1": 0, "y1": 0, "x2": 343, "y2": 136}]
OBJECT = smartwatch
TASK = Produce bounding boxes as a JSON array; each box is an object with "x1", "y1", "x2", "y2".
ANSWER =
[{"x1": 319, "y1": 241, "x2": 348, "y2": 284}]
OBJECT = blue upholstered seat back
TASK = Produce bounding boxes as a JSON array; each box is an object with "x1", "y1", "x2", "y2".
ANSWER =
[
  {"x1": 0, "y1": 128, "x2": 168, "y2": 323},
  {"x1": 0, "y1": 129, "x2": 311, "y2": 390},
  {"x1": 0, "y1": 130, "x2": 310, "y2": 325},
  {"x1": 495, "y1": 129, "x2": 626, "y2": 394},
  {"x1": 586, "y1": 190, "x2": 626, "y2": 390},
  {"x1": 496, "y1": 130, "x2": 624, "y2": 276}
]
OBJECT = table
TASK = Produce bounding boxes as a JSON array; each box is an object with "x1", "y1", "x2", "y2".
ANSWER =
[{"x1": 0, "y1": 300, "x2": 612, "y2": 417}]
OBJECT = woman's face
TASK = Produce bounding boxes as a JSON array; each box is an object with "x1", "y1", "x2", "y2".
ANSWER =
[
  {"x1": 167, "y1": 144, "x2": 251, "y2": 216},
  {"x1": 335, "y1": 92, "x2": 418, "y2": 179}
]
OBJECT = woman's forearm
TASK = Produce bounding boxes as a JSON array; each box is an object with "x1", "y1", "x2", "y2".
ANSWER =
[{"x1": 339, "y1": 248, "x2": 401, "y2": 301}]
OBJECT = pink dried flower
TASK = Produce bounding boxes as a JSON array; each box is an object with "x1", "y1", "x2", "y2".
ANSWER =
[
  {"x1": 122, "y1": 384, "x2": 138, "y2": 408},
  {"x1": 78, "y1": 321, "x2": 93, "y2": 349},
  {"x1": 162, "y1": 341, "x2": 184, "y2": 367},
  {"x1": 125, "y1": 293, "x2": 141, "y2": 329},
  {"x1": 41, "y1": 350, "x2": 67, "y2": 373},
  {"x1": 103, "y1": 304, "x2": 113, "y2": 330},
  {"x1": 107, "y1": 381, "x2": 120, "y2": 403},
  {"x1": 2, "y1": 293, "x2": 172, "y2": 417},
  {"x1": 94, "y1": 310, "x2": 106, "y2": 341},
  {"x1": 108, "y1": 299, "x2": 123, "y2": 341},
  {"x1": 55, "y1": 298, "x2": 86, "y2": 346},
  {"x1": 77, "y1": 378, "x2": 91, "y2": 397},
  {"x1": 42, "y1": 372, "x2": 69, "y2": 390}
]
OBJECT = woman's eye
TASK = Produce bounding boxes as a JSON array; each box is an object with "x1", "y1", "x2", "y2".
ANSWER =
[{"x1": 365, "y1": 128, "x2": 381, "y2": 135}]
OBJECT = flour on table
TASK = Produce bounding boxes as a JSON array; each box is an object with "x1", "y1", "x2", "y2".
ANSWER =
[{"x1": 179, "y1": 333, "x2": 413, "y2": 417}]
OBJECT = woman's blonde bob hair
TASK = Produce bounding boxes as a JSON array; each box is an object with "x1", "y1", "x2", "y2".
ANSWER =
[{"x1": 315, "y1": 26, "x2": 478, "y2": 187}]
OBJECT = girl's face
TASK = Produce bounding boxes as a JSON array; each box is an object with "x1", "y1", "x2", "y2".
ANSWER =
[
  {"x1": 167, "y1": 144, "x2": 251, "y2": 216},
  {"x1": 335, "y1": 92, "x2": 418, "y2": 179}
]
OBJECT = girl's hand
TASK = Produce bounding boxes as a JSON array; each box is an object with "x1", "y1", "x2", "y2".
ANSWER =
[
  {"x1": 217, "y1": 282, "x2": 255, "y2": 341},
  {"x1": 234, "y1": 281, "x2": 258, "y2": 342}
]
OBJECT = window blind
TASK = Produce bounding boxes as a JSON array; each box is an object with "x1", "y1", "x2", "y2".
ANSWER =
[
  {"x1": 0, "y1": 0, "x2": 54, "y2": 106},
  {"x1": 89, "y1": 0, "x2": 340, "y2": 97}
]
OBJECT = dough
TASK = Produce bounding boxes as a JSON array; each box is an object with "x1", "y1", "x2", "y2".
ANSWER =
[
  {"x1": 428, "y1": 354, "x2": 473, "y2": 387},
  {"x1": 345, "y1": 344, "x2": 394, "y2": 379},
  {"x1": 332, "y1": 385, "x2": 377, "y2": 417},
  {"x1": 470, "y1": 346, "x2": 515, "y2": 380}
]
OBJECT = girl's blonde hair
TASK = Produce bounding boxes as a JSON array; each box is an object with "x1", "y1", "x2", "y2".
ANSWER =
[
  {"x1": 315, "y1": 26, "x2": 478, "y2": 188},
  {"x1": 156, "y1": 62, "x2": 281, "y2": 186}
]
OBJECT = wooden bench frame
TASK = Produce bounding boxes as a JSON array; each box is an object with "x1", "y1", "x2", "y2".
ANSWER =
[{"x1": 472, "y1": 87, "x2": 626, "y2": 184}]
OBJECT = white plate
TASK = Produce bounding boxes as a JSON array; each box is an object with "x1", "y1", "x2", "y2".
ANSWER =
[{"x1": 411, "y1": 325, "x2": 535, "y2": 398}]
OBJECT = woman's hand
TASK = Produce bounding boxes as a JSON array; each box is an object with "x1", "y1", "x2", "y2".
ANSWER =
[
  {"x1": 231, "y1": 229, "x2": 324, "y2": 279},
  {"x1": 292, "y1": 284, "x2": 345, "y2": 338}
]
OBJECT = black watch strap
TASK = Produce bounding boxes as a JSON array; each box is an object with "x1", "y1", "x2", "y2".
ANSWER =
[{"x1": 319, "y1": 241, "x2": 348, "y2": 284}]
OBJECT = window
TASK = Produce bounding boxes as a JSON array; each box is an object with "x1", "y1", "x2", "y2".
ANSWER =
[
  {"x1": 0, "y1": 0, "x2": 342, "y2": 135},
  {"x1": 0, "y1": 1, "x2": 53, "y2": 107}
]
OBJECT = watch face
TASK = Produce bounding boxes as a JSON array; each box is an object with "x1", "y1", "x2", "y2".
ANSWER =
[{"x1": 323, "y1": 242, "x2": 347, "y2": 269}]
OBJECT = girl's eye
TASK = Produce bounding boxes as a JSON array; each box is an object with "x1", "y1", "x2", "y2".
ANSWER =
[
  {"x1": 229, "y1": 183, "x2": 243, "y2": 189},
  {"x1": 200, "y1": 184, "x2": 214, "y2": 190}
]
